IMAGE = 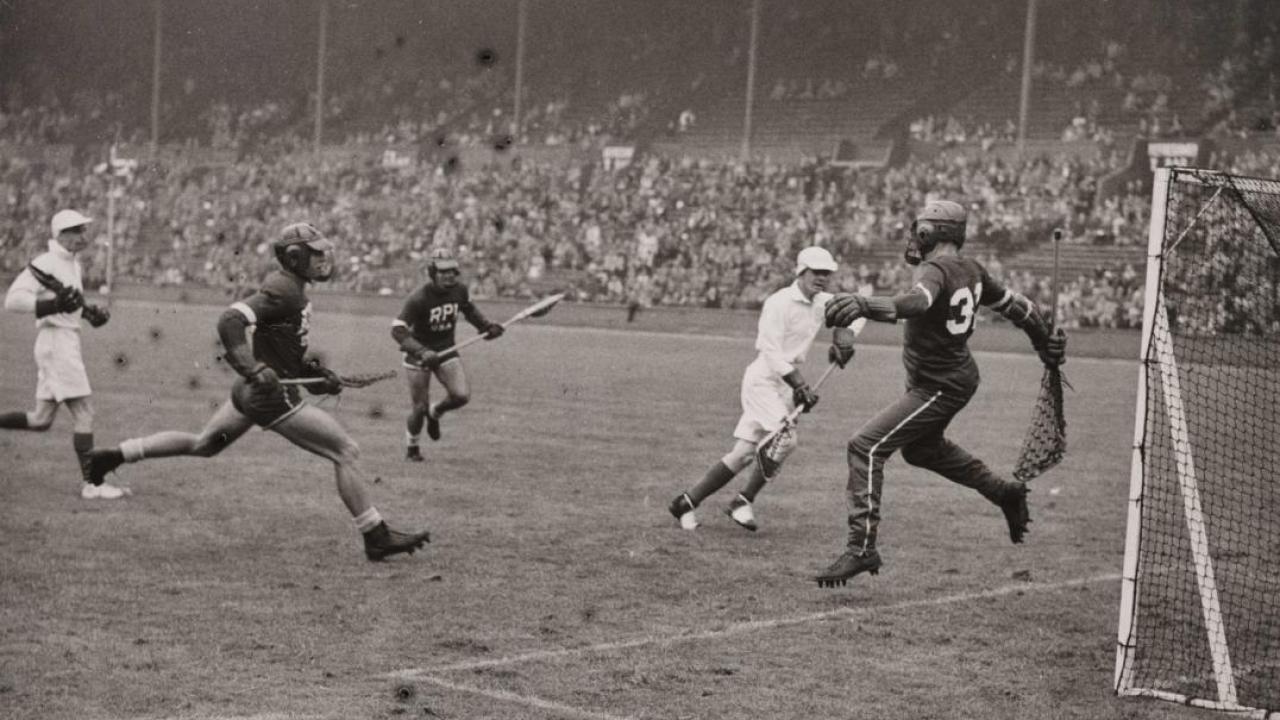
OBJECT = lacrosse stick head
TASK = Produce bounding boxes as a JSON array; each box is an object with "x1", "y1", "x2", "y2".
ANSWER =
[
  {"x1": 754, "y1": 422, "x2": 796, "y2": 481},
  {"x1": 339, "y1": 370, "x2": 397, "y2": 389},
  {"x1": 528, "y1": 292, "x2": 565, "y2": 318}
]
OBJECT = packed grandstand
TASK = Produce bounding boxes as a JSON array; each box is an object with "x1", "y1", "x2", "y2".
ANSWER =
[{"x1": 2, "y1": 0, "x2": 1278, "y2": 332}]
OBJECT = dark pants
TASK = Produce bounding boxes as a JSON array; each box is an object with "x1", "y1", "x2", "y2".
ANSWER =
[
  {"x1": 845, "y1": 384, "x2": 1007, "y2": 552},
  {"x1": 231, "y1": 377, "x2": 304, "y2": 429}
]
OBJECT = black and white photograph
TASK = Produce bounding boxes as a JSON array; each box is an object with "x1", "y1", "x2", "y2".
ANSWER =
[{"x1": 1, "y1": 1, "x2": 1278, "y2": 718}]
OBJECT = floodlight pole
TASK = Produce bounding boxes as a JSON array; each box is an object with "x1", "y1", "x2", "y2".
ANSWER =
[
  {"x1": 150, "y1": 0, "x2": 163, "y2": 156},
  {"x1": 513, "y1": 0, "x2": 527, "y2": 139},
  {"x1": 1016, "y1": 0, "x2": 1037, "y2": 154},
  {"x1": 314, "y1": 0, "x2": 329, "y2": 154},
  {"x1": 741, "y1": 0, "x2": 761, "y2": 162}
]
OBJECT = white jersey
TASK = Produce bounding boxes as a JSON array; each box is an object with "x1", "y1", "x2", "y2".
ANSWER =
[
  {"x1": 4, "y1": 240, "x2": 85, "y2": 330},
  {"x1": 733, "y1": 282, "x2": 865, "y2": 441}
]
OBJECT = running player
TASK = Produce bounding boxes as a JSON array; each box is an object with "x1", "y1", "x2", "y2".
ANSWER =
[
  {"x1": 2, "y1": 209, "x2": 123, "y2": 499},
  {"x1": 391, "y1": 248, "x2": 504, "y2": 462},
  {"x1": 814, "y1": 200, "x2": 1067, "y2": 587},
  {"x1": 668, "y1": 247, "x2": 863, "y2": 532},
  {"x1": 87, "y1": 223, "x2": 431, "y2": 561}
]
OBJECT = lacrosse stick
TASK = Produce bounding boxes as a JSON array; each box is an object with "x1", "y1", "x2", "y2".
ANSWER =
[
  {"x1": 435, "y1": 292, "x2": 566, "y2": 357},
  {"x1": 281, "y1": 370, "x2": 397, "y2": 388},
  {"x1": 754, "y1": 362, "x2": 840, "y2": 481},
  {"x1": 1012, "y1": 228, "x2": 1070, "y2": 482}
]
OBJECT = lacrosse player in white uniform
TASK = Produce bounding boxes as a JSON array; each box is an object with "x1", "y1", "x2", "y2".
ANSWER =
[
  {"x1": 1, "y1": 209, "x2": 123, "y2": 499},
  {"x1": 668, "y1": 246, "x2": 864, "y2": 531}
]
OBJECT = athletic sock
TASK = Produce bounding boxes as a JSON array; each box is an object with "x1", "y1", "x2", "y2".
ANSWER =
[
  {"x1": 120, "y1": 438, "x2": 146, "y2": 463},
  {"x1": 740, "y1": 472, "x2": 767, "y2": 503},
  {"x1": 689, "y1": 461, "x2": 737, "y2": 505},
  {"x1": 0, "y1": 411, "x2": 30, "y2": 429},
  {"x1": 405, "y1": 430, "x2": 420, "y2": 447},
  {"x1": 73, "y1": 432, "x2": 94, "y2": 483},
  {"x1": 354, "y1": 507, "x2": 384, "y2": 534}
]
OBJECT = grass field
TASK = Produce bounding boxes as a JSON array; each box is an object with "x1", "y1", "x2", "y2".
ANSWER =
[{"x1": 0, "y1": 296, "x2": 1214, "y2": 720}]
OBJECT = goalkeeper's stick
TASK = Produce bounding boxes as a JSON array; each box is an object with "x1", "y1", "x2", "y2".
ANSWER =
[
  {"x1": 280, "y1": 370, "x2": 397, "y2": 388},
  {"x1": 1012, "y1": 228, "x2": 1069, "y2": 482},
  {"x1": 436, "y1": 292, "x2": 566, "y2": 357},
  {"x1": 754, "y1": 362, "x2": 839, "y2": 481}
]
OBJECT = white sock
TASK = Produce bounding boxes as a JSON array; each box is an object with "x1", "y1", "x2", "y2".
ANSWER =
[
  {"x1": 354, "y1": 507, "x2": 383, "y2": 534},
  {"x1": 405, "y1": 430, "x2": 420, "y2": 447},
  {"x1": 427, "y1": 404, "x2": 439, "y2": 420},
  {"x1": 120, "y1": 438, "x2": 146, "y2": 463}
]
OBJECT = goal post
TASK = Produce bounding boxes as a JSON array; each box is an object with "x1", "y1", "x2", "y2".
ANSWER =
[{"x1": 1115, "y1": 167, "x2": 1280, "y2": 717}]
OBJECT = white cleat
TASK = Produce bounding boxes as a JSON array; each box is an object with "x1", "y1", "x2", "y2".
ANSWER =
[
  {"x1": 668, "y1": 493, "x2": 699, "y2": 530},
  {"x1": 82, "y1": 482, "x2": 129, "y2": 500},
  {"x1": 725, "y1": 495, "x2": 758, "y2": 532}
]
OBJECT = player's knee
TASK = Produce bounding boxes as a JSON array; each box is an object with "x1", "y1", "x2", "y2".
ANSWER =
[
  {"x1": 335, "y1": 438, "x2": 360, "y2": 465},
  {"x1": 847, "y1": 434, "x2": 874, "y2": 458},
  {"x1": 195, "y1": 430, "x2": 235, "y2": 457},
  {"x1": 721, "y1": 442, "x2": 755, "y2": 473},
  {"x1": 901, "y1": 444, "x2": 929, "y2": 468}
]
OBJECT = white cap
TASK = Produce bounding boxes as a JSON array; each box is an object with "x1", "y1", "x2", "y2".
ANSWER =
[
  {"x1": 51, "y1": 209, "x2": 93, "y2": 236},
  {"x1": 795, "y1": 246, "x2": 838, "y2": 275}
]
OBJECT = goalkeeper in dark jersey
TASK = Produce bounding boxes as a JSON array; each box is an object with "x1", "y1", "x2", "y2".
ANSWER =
[
  {"x1": 814, "y1": 200, "x2": 1067, "y2": 588},
  {"x1": 87, "y1": 223, "x2": 431, "y2": 562},
  {"x1": 391, "y1": 248, "x2": 504, "y2": 462}
]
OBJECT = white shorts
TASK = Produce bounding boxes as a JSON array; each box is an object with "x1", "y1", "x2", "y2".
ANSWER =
[
  {"x1": 732, "y1": 358, "x2": 794, "y2": 443},
  {"x1": 34, "y1": 327, "x2": 91, "y2": 402}
]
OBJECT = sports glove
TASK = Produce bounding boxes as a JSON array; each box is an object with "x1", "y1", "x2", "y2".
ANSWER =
[
  {"x1": 782, "y1": 370, "x2": 819, "y2": 413},
  {"x1": 483, "y1": 321, "x2": 505, "y2": 340},
  {"x1": 82, "y1": 304, "x2": 111, "y2": 328},
  {"x1": 824, "y1": 294, "x2": 867, "y2": 328},
  {"x1": 54, "y1": 286, "x2": 84, "y2": 314},
  {"x1": 247, "y1": 364, "x2": 281, "y2": 394},
  {"x1": 1036, "y1": 328, "x2": 1068, "y2": 367},
  {"x1": 828, "y1": 342, "x2": 855, "y2": 368},
  {"x1": 302, "y1": 358, "x2": 343, "y2": 395},
  {"x1": 413, "y1": 348, "x2": 442, "y2": 370}
]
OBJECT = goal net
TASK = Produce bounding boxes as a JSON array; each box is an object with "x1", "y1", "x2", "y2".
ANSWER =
[{"x1": 1115, "y1": 167, "x2": 1280, "y2": 717}]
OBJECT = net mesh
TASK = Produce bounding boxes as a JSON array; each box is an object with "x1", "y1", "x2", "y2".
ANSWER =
[{"x1": 1123, "y1": 168, "x2": 1280, "y2": 712}]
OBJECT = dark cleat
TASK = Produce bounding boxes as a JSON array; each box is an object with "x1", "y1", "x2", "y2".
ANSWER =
[
  {"x1": 405, "y1": 445, "x2": 424, "y2": 463},
  {"x1": 998, "y1": 482, "x2": 1032, "y2": 544},
  {"x1": 364, "y1": 522, "x2": 431, "y2": 562},
  {"x1": 814, "y1": 549, "x2": 882, "y2": 588},
  {"x1": 426, "y1": 414, "x2": 441, "y2": 442},
  {"x1": 87, "y1": 448, "x2": 124, "y2": 486}
]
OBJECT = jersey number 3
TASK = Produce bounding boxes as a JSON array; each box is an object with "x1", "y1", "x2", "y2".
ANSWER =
[{"x1": 946, "y1": 283, "x2": 982, "y2": 335}]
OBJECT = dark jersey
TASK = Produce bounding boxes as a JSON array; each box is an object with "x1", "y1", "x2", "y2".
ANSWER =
[
  {"x1": 902, "y1": 255, "x2": 1008, "y2": 393},
  {"x1": 231, "y1": 271, "x2": 312, "y2": 378},
  {"x1": 396, "y1": 281, "x2": 488, "y2": 351}
]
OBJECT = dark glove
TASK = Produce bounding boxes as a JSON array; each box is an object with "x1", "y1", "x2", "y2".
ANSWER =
[
  {"x1": 828, "y1": 342, "x2": 855, "y2": 368},
  {"x1": 82, "y1": 304, "x2": 111, "y2": 328},
  {"x1": 1037, "y1": 328, "x2": 1067, "y2": 367},
  {"x1": 413, "y1": 348, "x2": 442, "y2": 370},
  {"x1": 247, "y1": 364, "x2": 281, "y2": 395},
  {"x1": 34, "y1": 298, "x2": 61, "y2": 318},
  {"x1": 303, "y1": 358, "x2": 343, "y2": 395},
  {"x1": 483, "y1": 321, "x2": 505, "y2": 340},
  {"x1": 783, "y1": 370, "x2": 819, "y2": 413},
  {"x1": 54, "y1": 286, "x2": 84, "y2": 314},
  {"x1": 824, "y1": 293, "x2": 867, "y2": 328}
]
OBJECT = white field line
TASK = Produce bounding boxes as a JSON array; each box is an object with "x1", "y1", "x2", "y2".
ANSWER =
[
  {"x1": 413, "y1": 674, "x2": 638, "y2": 720},
  {"x1": 393, "y1": 572, "x2": 1120, "y2": 680}
]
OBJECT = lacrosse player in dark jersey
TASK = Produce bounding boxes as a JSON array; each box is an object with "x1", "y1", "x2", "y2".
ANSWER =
[
  {"x1": 391, "y1": 248, "x2": 504, "y2": 462},
  {"x1": 814, "y1": 200, "x2": 1067, "y2": 587},
  {"x1": 87, "y1": 223, "x2": 431, "y2": 562}
]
